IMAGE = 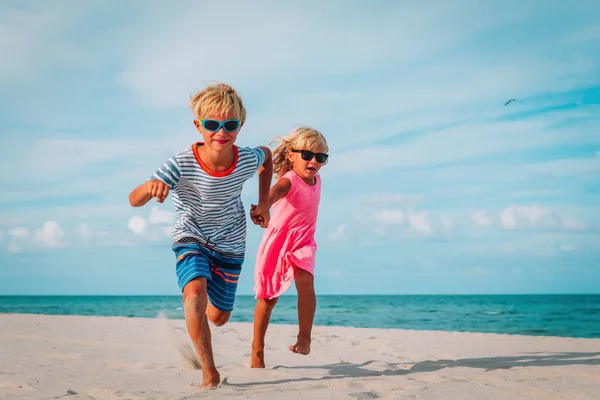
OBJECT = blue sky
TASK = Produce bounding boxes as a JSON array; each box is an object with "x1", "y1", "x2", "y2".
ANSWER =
[{"x1": 1, "y1": 1, "x2": 599, "y2": 295}]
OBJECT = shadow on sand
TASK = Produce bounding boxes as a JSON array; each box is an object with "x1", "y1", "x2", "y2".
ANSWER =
[{"x1": 224, "y1": 352, "x2": 600, "y2": 387}]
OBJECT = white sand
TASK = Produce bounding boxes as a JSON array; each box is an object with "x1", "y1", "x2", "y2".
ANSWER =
[{"x1": 1, "y1": 313, "x2": 598, "y2": 399}]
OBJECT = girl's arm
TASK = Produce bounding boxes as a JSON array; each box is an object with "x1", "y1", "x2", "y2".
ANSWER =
[{"x1": 268, "y1": 177, "x2": 291, "y2": 207}]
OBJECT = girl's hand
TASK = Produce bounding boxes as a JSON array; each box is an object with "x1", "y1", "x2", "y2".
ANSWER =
[{"x1": 250, "y1": 203, "x2": 270, "y2": 228}]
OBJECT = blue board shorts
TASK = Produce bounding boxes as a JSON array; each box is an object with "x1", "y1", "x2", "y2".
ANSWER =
[{"x1": 172, "y1": 242, "x2": 244, "y2": 312}]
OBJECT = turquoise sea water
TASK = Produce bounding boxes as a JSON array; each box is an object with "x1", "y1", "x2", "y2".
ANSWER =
[{"x1": 1, "y1": 295, "x2": 599, "y2": 338}]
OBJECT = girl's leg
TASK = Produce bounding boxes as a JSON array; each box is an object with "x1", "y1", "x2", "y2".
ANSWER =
[
  {"x1": 289, "y1": 267, "x2": 315, "y2": 355},
  {"x1": 251, "y1": 297, "x2": 279, "y2": 368}
]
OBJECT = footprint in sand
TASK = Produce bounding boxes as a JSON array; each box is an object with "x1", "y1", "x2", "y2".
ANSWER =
[
  {"x1": 73, "y1": 387, "x2": 146, "y2": 400},
  {"x1": 42, "y1": 353, "x2": 83, "y2": 360},
  {"x1": 349, "y1": 391, "x2": 380, "y2": 400},
  {"x1": 0, "y1": 381, "x2": 34, "y2": 391},
  {"x1": 156, "y1": 312, "x2": 201, "y2": 370}
]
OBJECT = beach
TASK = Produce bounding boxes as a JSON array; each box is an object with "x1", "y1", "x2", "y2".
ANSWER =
[{"x1": 1, "y1": 313, "x2": 598, "y2": 399}]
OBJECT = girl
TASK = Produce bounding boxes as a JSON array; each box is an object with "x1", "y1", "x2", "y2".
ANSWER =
[{"x1": 249, "y1": 126, "x2": 329, "y2": 368}]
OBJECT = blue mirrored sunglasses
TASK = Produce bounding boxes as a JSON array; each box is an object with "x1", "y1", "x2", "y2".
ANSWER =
[{"x1": 198, "y1": 119, "x2": 241, "y2": 133}]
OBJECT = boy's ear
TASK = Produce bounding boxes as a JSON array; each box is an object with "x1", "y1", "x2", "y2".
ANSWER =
[{"x1": 193, "y1": 119, "x2": 202, "y2": 133}]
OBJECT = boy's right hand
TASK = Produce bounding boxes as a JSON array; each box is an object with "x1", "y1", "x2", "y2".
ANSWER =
[
  {"x1": 250, "y1": 204, "x2": 266, "y2": 227},
  {"x1": 146, "y1": 180, "x2": 170, "y2": 203}
]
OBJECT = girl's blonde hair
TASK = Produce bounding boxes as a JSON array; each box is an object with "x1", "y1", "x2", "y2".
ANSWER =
[
  {"x1": 270, "y1": 126, "x2": 329, "y2": 178},
  {"x1": 188, "y1": 82, "x2": 247, "y2": 122}
]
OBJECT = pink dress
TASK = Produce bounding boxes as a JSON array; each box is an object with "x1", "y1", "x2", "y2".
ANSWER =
[{"x1": 254, "y1": 170, "x2": 322, "y2": 299}]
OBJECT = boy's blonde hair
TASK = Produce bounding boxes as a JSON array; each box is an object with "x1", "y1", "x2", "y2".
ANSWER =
[
  {"x1": 271, "y1": 126, "x2": 329, "y2": 178},
  {"x1": 189, "y1": 82, "x2": 247, "y2": 122}
]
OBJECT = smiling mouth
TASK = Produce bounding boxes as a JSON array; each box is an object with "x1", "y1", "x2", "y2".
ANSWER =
[{"x1": 307, "y1": 167, "x2": 316, "y2": 171}]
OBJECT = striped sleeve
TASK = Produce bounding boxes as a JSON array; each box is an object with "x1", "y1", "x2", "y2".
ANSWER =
[
  {"x1": 151, "y1": 155, "x2": 181, "y2": 189},
  {"x1": 250, "y1": 147, "x2": 266, "y2": 170}
]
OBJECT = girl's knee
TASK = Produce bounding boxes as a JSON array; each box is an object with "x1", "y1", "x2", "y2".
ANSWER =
[
  {"x1": 295, "y1": 268, "x2": 314, "y2": 288},
  {"x1": 260, "y1": 297, "x2": 279, "y2": 310}
]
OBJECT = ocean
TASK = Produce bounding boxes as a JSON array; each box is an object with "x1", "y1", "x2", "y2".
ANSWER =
[{"x1": 1, "y1": 294, "x2": 599, "y2": 339}]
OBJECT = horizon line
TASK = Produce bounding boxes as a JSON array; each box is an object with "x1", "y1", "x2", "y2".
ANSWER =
[{"x1": 1, "y1": 293, "x2": 598, "y2": 297}]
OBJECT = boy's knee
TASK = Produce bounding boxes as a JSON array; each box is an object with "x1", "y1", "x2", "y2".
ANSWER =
[
  {"x1": 182, "y1": 278, "x2": 208, "y2": 310},
  {"x1": 207, "y1": 309, "x2": 230, "y2": 327}
]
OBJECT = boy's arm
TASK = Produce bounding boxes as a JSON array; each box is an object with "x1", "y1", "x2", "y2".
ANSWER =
[
  {"x1": 250, "y1": 146, "x2": 273, "y2": 228},
  {"x1": 129, "y1": 180, "x2": 170, "y2": 207},
  {"x1": 129, "y1": 155, "x2": 180, "y2": 207},
  {"x1": 250, "y1": 177, "x2": 291, "y2": 227},
  {"x1": 256, "y1": 146, "x2": 273, "y2": 207}
]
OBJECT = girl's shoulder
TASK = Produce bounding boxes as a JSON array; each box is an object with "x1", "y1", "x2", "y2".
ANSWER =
[{"x1": 281, "y1": 169, "x2": 299, "y2": 184}]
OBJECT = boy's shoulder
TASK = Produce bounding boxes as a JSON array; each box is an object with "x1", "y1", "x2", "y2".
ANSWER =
[
  {"x1": 236, "y1": 145, "x2": 264, "y2": 155},
  {"x1": 165, "y1": 144, "x2": 197, "y2": 165},
  {"x1": 173, "y1": 144, "x2": 195, "y2": 157},
  {"x1": 236, "y1": 145, "x2": 266, "y2": 166}
]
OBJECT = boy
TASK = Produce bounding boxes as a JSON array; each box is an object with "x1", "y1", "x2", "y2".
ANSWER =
[{"x1": 128, "y1": 82, "x2": 272, "y2": 389}]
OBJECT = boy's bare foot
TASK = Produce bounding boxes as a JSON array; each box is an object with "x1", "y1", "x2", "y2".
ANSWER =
[
  {"x1": 288, "y1": 334, "x2": 311, "y2": 355},
  {"x1": 250, "y1": 344, "x2": 266, "y2": 368},
  {"x1": 200, "y1": 369, "x2": 220, "y2": 389}
]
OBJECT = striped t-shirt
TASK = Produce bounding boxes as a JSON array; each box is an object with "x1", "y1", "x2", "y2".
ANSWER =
[{"x1": 151, "y1": 143, "x2": 265, "y2": 259}]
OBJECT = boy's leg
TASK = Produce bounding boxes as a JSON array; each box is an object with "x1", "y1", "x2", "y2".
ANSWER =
[
  {"x1": 204, "y1": 256, "x2": 242, "y2": 326},
  {"x1": 206, "y1": 303, "x2": 230, "y2": 326},
  {"x1": 251, "y1": 297, "x2": 279, "y2": 368},
  {"x1": 290, "y1": 267, "x2": 315, "y2": 355},
  {"x1": 182, "y1": 278, "x2": 220, "y2": 389}
]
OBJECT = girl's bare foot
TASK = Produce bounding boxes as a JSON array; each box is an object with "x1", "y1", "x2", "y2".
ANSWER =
[
  {"x1": 201, "y1": 369, "x2": 220, "y2": 389},
  {"x1": 288, "y1": 334, "x2": 311, "y2": 355},
  {"x1": 250, "y1": 345, "x2": 266, "y2": 368}
]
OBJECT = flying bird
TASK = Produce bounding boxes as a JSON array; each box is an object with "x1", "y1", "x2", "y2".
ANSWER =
[{"x1": 504, "y1": 98, "x2": 517, "y2": 106}]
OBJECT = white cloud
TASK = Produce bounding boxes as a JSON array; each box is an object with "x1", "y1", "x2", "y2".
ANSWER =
[
  {"x1": 329, "y1": 110, "x2": 600, "y2": 175},
  {"x1": 373, "y1": 210, "x2": 405, "y2": 225},
  {"x1": 9, "y1": 227, "x2": 29, "y2": 238},
  {"x1": 0, "y1": 4, "x2": 95, "y2": 85},
  {"x1": 560, "y1": 244, "x2": 577, "y2": 252},
  {"x1": 35, "y1": 221, "x2": 66, "y2": 248},
  {"x1": 373, "y1": 227, "x2": 387, "y2": 236},
  {"x1": 76, "y1": 223, "x2": 94, "y2": 239},
  {"x1": 0, "y1": 231, "x2": 3, "y2": 243},
  {"x1": 328, "y1": 224, "x2": 346, "y2": 240},
  {"x1": 148, "y1": 206, "x2": 175, "y2": 225},
  {"x1": 367, "y1": 193, "x2": 426, "y2": 206},
  {"x1": 0, "y1": 138, "x2": 172, "y2": 184},
  {"x1": 7, "y1": 242, "x2": 21, "y2": 253},
  {"x1": 500, "y1": 204, "x2": 559, "y2": 230},
  {"x1": 457, "y1": 266, "x2": 491, "y2": 278},
  {"x1": 471, "y1": 210, "x2": 492, "y2": 227},
  {"x1": 0, "y1": 217, "x2": 21, "y2": 227},
  {"x1": 128, "y1": 216, "x2": 148, "y2": 235},
  {"x1": 117, "y1": 2, "x2": 527, "y2": 109},
  {"x1": 441, "y1": 216, "x2": 453, "y2": 231},
  {"x1": 408, "y1": 211, "x2": 432, "y2": 234},
  {"x1": 561, "y1": 218, "x2": 588, "y2": 231}
]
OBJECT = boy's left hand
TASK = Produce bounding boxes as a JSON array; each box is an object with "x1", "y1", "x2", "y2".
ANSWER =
[{"x1": 250, "y1": 203, "x2": 270, "y2": 228}]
